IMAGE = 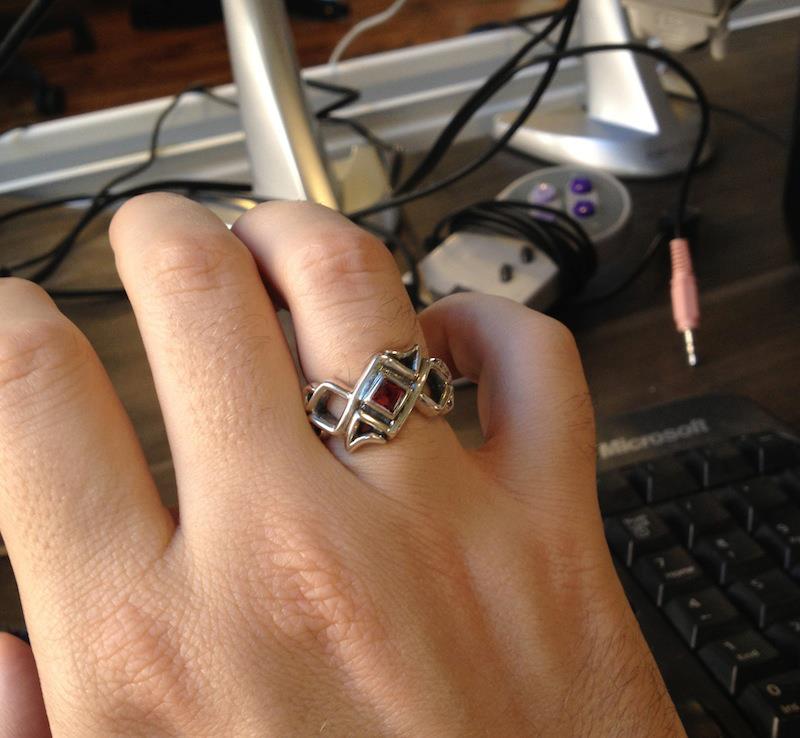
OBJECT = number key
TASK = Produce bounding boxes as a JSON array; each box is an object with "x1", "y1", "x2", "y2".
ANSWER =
[
  {"x1": 633, "y1": 546, "x2": 706, "y2": 606},
  {"x1": 699, "y1": 630, "x2": 786, "y2": 695},
  {"x1": 605, "y1": 509, "x2": 673, "y2": 566},
  {"x1": 728, "y1": 569, "x2": 800, "y2": 629},
  {"x1": 739, "y1": 670, "x2": 800, "y2": 738},
  {"x1": 686, "y1": 442, "x2": 756, "y2": 488},
  {"x1": 694, "y1": 528, "x2": 770, "y2": 586},
  {"x1": 756, "y1": 506, "x2": 800, "y2": 571},
  {"x1": 720, "y1": 479, "x2": 788, "y2": 533},
  {"x1": 660, "y1": 492, "x2": 732, "y2": 548},
  {"x1": 664, "y1": 587, "x2": 745, "y2": 649}
]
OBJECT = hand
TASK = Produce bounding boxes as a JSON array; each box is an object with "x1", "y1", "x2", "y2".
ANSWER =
[{"x1": 0, "y1": 197, "x2": 684, "y2": 737}]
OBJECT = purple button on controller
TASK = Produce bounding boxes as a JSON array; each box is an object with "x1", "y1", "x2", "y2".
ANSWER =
[
  {"x1": 569, "y1": 177, "x2": 593, "y2": 195},
  {"x1": 572, "y1": 200, "x2": 596, "y2": 218},
  {"x1": 531, "y1": 182, "x2": 557, "y2": 204}
]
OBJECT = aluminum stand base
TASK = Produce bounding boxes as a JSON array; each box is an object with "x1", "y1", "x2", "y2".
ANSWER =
[{"x1": 494, "y1": 96, "x2": 711, "y2": 178}]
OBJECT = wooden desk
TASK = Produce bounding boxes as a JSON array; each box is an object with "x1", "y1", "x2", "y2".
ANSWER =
[{"x1": 1, "y1": 16, "x2": 798, "y2": 631}]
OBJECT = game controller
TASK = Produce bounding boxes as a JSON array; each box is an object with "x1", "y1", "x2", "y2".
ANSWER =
[
  {"x1": 418, "y1": 231, "x2": 561, "y2": 310},
  {"x1": 417, "y1": 167, "x2": 632, "y2": 309},
  {"x1": 498, "y1": 166, "x2": 632, "y2": 244}
]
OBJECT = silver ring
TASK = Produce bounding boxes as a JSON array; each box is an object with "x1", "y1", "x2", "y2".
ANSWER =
[{"x1": 304, "y1": 345, "x2": 454, "y2": 452}]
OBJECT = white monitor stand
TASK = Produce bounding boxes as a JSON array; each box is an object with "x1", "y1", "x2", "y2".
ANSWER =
[
  {"x1": 495, "y1": 0, "x2": 708, "y2": 178},
  {"x1": 221, "y1": 0, "x2": 340, "y2": 205}
]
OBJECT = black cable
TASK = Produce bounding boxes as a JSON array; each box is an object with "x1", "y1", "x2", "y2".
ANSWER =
[
  {"x1": 306, "y1": 76, "x2": 408, "y2": 191},
  {"x1": 576, "y1": 231, "x2": 667, "y2": 307},
  {"x1": 305, "y1": 78, "x2": 361, "y2": 118},
  {"x1": 0, "y1": 0, "x2": 58, "y2": 76},
  {"x1": 468, "y1": 7, "x2": 561, "y2": 35},
  {"x1": 0, "y1": 193, "x2": 93, "y2": 230},
  {"x1": 5, "y1": 180, "x2": 257, "y2": 272},
  {"x1": 349, "y1": 41, "x2": 710, "y2": 241},
  {"x1": 394, "y1": 0, "x2": 578, "y2": 195},
  {"x1": 2, "y1": 77, "x2": 400, "y2": 296},
  {"x1": 307, "y1": 78, "x2": 406, "y2": 185},
  {"x1": 6, "y1": 179, "x2": 263, "y2": 298},
  {"x1": 18, "y1": 84, "x2": 237, "y2": 284},
  {"x1": 319, "y1": 115, "x2": 405, "y2": 189},
  {"x1": 708, "y1": 101, "x2": 785, "y2": 145},
  {"x1": 46, "y1": 287, "x2": 128, "y2": 300},
  {"x1": 424, "y1": 199, "x2": 596, "y2": 299},
  {"x1": 669, "y1": 92, "x2": 786, "y2": 146},
  {"x1": 189, "y1": 87, "x2": 238, "y2": 109}
]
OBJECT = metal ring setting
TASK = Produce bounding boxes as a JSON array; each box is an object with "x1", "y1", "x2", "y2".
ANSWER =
[{"x1": 304, "y1": 345, "x2": 454, "y2": 452}]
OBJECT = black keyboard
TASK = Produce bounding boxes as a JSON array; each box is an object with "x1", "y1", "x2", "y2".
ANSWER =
[{"x1": 599, "y1": 395, "x2": 800, "y2": 738}]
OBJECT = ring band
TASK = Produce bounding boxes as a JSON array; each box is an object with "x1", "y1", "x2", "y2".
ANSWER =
[{"x1": 304, "y1": 345, "x2": 454, "y2": 452}]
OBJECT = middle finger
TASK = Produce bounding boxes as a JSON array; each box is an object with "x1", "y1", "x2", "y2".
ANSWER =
[
  {"x1": 109, "y1": 193, "x2": 315, "y2": 532},
  {"x1": 233, "y1": 202, "x2": 458, "y2": 468}
]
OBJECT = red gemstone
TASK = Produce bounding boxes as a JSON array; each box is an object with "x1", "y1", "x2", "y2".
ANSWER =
[{"x1": 371, "y1": 379, "x2": 405, "y2": 413}]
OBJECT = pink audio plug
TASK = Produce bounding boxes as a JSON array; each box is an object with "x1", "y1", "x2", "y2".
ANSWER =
[{"x1": 670, "y1": 237, "x2": 699, "y2": 367}]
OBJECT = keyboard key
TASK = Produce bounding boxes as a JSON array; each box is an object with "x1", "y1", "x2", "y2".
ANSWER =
[
  {"x1": 729, "y1": 570, "x2": 800, "y2": 629},
  {"x1": 597, "y1": 470, "x2": 641, "y2": 515},
  {"x1": 675, "y1": 699, "x2": 725, "y2": 738},
  {"x1": 694, "y1": 528, "x2": 771, "y2": 586},
  {"x1": 739, "y1": 671, "x2": 800, "y2": 738},
  {"x1": 766, "y1": 619, "x2": 800, "y2": 664},
  {"x1": 756, "y1": 506, "x2": 800, "y2": 570},
  {"x1": 628, "y1": 457, "x2": 698, "y2": 503},
  {"x1": 721, "y1": 479, "x2": 789, "y2": 532},
  {"x1": 784, "y1": 470, "x2": 800, "y2": 501},
  {"x1": 664, "y1": 587, "x2": 746, "y2": 649},
  {"x1": 740, "y1": 433, "x2": 800, "y2": 475},
  {"x1": 660, "y1": 492, "x2": 732, "y2": 548},
  {"x1": 605, "y1": 509, "x2": 673, "y2": 566},
  {"x1": 632, "y1": 546, "x2": 707, "y2": 606},
  {"x1": 686, "y1": 442, "x2": 756, "y2": 488},
  {"x1": 699, "y1": 630, "x2": 786, "y2": 695}
]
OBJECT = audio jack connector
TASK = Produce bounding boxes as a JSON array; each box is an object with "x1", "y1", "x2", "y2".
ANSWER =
[{"x1": 670, "y1": 237, "x2": 699, "y2": 367}]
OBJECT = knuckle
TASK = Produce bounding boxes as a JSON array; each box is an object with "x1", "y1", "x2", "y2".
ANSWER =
[
  {"x1": 0, "y1": 313, "x2": 88, "y2": 398},
  {"x1": 290, "y1": 234, "x2": 419, "y2": 360},
  {"x1": 76, "y1": 579, "x2": 204, "y2": 731},
  {"x1": 143, "y1": 236, "x2": 253, "y2": 300},
  {"x1": 257, "y1": 518, "x2": 387, "y2": 663},
  {"x1": 513, "y1": 309, "x2": 584, "y2": 375},
  {"x1": 291, "y1": 229, "x2": 397, "y2": 305},
  {"x1": 530, "y1": 312, "x2": 579, "y2": 358}
]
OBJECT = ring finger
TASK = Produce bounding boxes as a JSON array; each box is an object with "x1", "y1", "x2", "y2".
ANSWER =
[{"x1": 232, "y1": 202, "x2": 459, "y2": 471}]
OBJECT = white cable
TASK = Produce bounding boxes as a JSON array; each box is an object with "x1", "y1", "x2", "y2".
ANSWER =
[{"x1": 328, "y1": 0, "x2": 409, "y2": 66}]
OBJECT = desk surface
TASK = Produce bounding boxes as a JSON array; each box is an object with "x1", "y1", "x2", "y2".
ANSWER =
[
  {"x1": 1, "y1": 16, "x2": 799, "y2": 630},
  {"x1": 1, "y1": 0, "x2": 559, "y2": 131}
]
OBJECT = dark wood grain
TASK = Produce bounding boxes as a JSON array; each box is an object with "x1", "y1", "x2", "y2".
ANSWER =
[
  {"x1": 1, "y1": 0, "x2": 560, "y2": 131},
  {"x1": 0, "y1": 11, "x2": 798, "y2": 634}
]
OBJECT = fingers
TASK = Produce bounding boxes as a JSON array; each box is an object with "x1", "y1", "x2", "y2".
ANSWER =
[
  {"x1": 232, "y1": 202, "x2": 456, "y2": 464},
  {"x1": 0, "y1": 280, "x2": 173, "y2": 701},
  {"x1": 109, "y1": 194, "x2": 315, "y2": 529},
  {"x1": 419, "y1": 294, "x2": 596, "y2": 511},
  {"x1": 233, "y1": 202, "x2": 420, "y2": 386},
  {"x1": 0, "y1": 633, "x2": 50, "y2": 738}
]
